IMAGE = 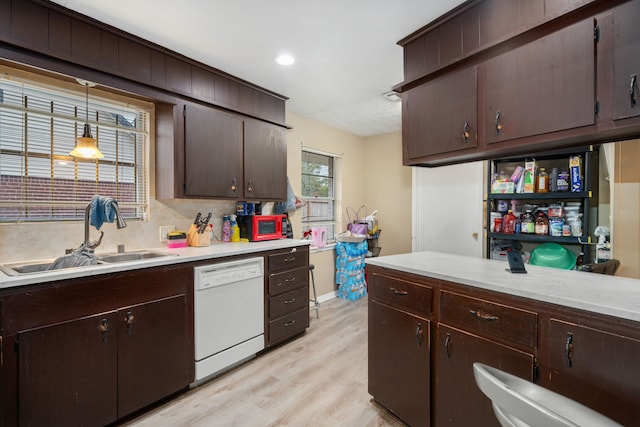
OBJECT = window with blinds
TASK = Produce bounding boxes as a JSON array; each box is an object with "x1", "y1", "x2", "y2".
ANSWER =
[
  {"x1": 0, "y1": 76, "x2": 149, "y2": 222},
  {"x1": 301, "y1": 149, "x2": 336, "y2": 242}
]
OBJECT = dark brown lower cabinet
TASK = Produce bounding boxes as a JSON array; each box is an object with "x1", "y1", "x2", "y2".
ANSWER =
[
  {"x1": 18, "y1": 312, "x2": 119, "y2": 427},
  {"x1": 17, "y1": 295, "x2": 188, "y2": 426},
  {"x1": 369, "y1": 300, "x2": 430, "y2": 427},
  {"x1": 434, "y1": 324, "x2": 534, "y2": 427},
  {"x1": 548, "y1": 319, "x2": 640, "y2": 427}
]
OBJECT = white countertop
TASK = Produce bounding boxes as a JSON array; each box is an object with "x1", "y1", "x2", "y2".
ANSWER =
[
  {"x1": 0, "y1": 240, "x2": 310, "y2": 290},
  {"x1": 366, "y1": 251, "x2": 640, "y2": 323}
]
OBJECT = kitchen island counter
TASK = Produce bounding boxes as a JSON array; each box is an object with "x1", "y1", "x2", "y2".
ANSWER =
[
  {"x1": 366, "y1": 251, "x2": 640, "y2": 323},
  {"x1": 0, "y1": 240, "x2": 310, "y2": 290}
]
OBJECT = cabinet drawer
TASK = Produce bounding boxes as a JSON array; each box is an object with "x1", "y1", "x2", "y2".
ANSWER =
[
  {"x1": 268, "y1": 247, "x2": 308, "y2": 273},
  {"x1": 269, "y1": 286, "x2": 308, "y2": 319},
  {"x1": 269, "y1": 266, "x2": 308, "y2": 296},
  {"x1": 268, "y1": 307, "x2": 309, "y2": 345},
  {"x1": 369, "y1": 272, "x2": 433, "y2": 317},
  {"x1": 440, "y1": 291, "x2": 537, "y2": 349}
]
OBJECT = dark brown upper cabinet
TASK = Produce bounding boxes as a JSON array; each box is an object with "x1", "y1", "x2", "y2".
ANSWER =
[
  {"x1": 484, "y1": 18, "x2": 596, "y2": 145},
  {"x1": 243, "y1": 120, "x2": 287, "y2": 201},
  {"x1": 403, "y1": 66, "x2": 478, "y2": 163},
  {"x1": 612, "y1": 1, "x2": 640, "y2": 122}
]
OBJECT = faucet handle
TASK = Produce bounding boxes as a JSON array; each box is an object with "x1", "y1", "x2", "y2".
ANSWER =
[{"x1": 86, "y1": 231, "x2": 104, "y2": 250}]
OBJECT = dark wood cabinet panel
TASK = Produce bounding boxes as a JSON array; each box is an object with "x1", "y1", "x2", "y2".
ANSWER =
[
  {"x1": 18, "y1": 312, "x2": 119, "y2": 427},
  {"x1": 150, "y1": 50, "x2": 167, "y2": 88},
  {"x1": 184, "y1": 103, "x2": 243, "y2": 198},
  {"x1": 369, "y1": 301, "x2": 430, "y2": 427},
  {"x1": 166, "y1": 55, "x2": 192, "y2": 95},
  {"x1": 434, "y1": 324, "x2": 534, "y2": 427},
  {"x1": 119, "y1": 37, "x2": 152, "y2": 84},
  {"x1": 612, "y1": 1, "x2": 640, "y2": 121},
  {"x1": 191, "y1": 65, "x2": 215, "y2": 101},
  {"x1": 243, "y1": 120, "x2": 287, "y2": 200},
  {"x1": 484, "y1": 18, "x2": 595, "y2": 145},
  {"x1": 48, "y1": 10, "x2": 71, "y2": 58},
  {"x1": 101, "y1": 30, "x2": 119, "y2": 70},
  {"x1": 10, "y1": 0, "x2": 48, "y2": 51},
  {"x1": 368, "y1": 271, "x2": 433, "y2": 318},
  {"x1": 404, "y1": 66, "x2": 477, "y2": 162},
  {"x1": 544, "y1": 0, "x2": 595, "y2": 20},
  {"x1": 0, "y1": 0, "x2": 9, "y2": 40},
  {"x1": 404, "y1": 30, "x2": 440, "y2": 83},
  {"x1": 548, "y1": 319, "x2": 640, "y2": 426},
  {"x1": 70, "y1": 19, "x2": 102, "y2": 66},
  {"x1": 118, "y1": 295, "x2": 188, "y2": 418},
  {"x1": 268, "y1": 266, "x2": 308, "y2": 296}
]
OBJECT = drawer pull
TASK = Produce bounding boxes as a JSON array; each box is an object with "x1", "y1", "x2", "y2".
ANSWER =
[
  {"x1": 469, "y1": 309, "x2": 499, "y2": 322},
  {"x1": 285, "y1": 277, "x2": 296, "y2": 283},
  {"x1": 444, "y1": 333, "x2": 452, "y2": 358},
  {"x1": 284, "y1": 320, "x2": 296, "y2": 327},
  {"x1": 284, "y1": 256, "x2": 296, "y2": 263},
  {"x1": 284, "y1": 298, "x2": 296, "y2": 304},
  {"x1": 565, "y1": 332, "x2": 574, "y2": 368},
  {"x1": 415, "y1": 322, "x2": 424, "y2": 347},
  {"x1": 389, "y1": 287, "x2": 408, "y2": 296}
]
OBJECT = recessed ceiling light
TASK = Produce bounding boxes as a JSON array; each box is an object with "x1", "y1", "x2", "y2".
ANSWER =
[{"x1": 276, "y1": 54, "x2": 295, "y2": 66}]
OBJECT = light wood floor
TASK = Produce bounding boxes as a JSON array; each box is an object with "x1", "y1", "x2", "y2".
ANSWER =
[{"x1": 120, "y1": 295, "x2": 406, "y2": 427}]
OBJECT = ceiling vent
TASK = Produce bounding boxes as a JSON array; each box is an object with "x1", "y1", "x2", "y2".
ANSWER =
[{"x1": 383, "y1": 91, "x2": 401, "y2": 102}]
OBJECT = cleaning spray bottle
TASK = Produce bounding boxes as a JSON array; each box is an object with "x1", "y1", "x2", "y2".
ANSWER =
[
  {"x1": 594, "y1": 226, "x2": 611, "y2": 263},
  {"x1": 230, "y1": 214, "x2": 240, "y2": 242}
]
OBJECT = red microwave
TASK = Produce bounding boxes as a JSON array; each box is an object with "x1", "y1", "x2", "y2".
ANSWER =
[{"x1": 238, "y1": 214, "x2": 287, "y2": 241}]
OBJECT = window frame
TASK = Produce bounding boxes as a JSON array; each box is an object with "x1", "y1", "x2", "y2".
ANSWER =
[
  {"x1": 301, "y1": 147, "x2": 338, "y2": 244},
  {"x1": 0, "y1": 65, "x2": 150, "y2": 223}
]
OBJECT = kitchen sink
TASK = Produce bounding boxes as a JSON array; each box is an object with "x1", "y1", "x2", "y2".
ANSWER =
[
  {"x1": 96, "y1": 250, "x2": 177, "y2": 263},
  {"x1": 1, "y1": 250, "x2": 178, "y2": 276}
]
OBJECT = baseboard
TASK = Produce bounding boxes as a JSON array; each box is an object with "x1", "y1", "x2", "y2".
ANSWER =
[{"x1": 309, "y1": 290, "x2": 337, "y2": 307}]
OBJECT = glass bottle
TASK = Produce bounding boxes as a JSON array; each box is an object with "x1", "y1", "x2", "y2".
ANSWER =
[
  {"x1": 537, "y1": 167, "x2": 549, "y2": 193},
  {"x1": 534, "y1": 211, "x2": 549, "y2": 235},
  {"x1": 521, "y1": 210, "x2": 535, "y2": 234}
]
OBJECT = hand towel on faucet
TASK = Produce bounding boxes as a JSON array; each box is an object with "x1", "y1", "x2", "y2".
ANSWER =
[{"x1": 89, "y1": 195, "x2": 118, "y2": 230}]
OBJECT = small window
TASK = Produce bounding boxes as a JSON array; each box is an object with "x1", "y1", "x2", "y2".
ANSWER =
[
  {"x1": 0, "y1": 72, "x2": 149, "y2": 222},
  {"x1": 301, "y1": 149, "x2": 336, "y2": 243}
]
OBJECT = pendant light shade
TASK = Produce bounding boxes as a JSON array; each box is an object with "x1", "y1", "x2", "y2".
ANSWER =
[{"x1": 69, "y1": 80, "x2": 104, "y2": 159}]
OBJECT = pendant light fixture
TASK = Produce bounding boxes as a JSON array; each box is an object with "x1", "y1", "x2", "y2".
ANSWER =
[{"x1": 69, "y1": 79, "x2": 104, "y2": 159}]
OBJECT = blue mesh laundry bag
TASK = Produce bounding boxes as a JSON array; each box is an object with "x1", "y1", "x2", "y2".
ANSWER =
[{"x1": 335, "y1": 241, "x2": 368, "y2": 300}]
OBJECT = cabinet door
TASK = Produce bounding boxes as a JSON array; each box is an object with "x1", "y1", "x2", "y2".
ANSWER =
[
  {"x1": 404, "y1": 66, "x2": 478, "y2": 161},
  {"x1": 369, "y1": 301, "x2": 430, "y2": 427},
  {"x1": 184, "y1": 104, "x2": 243, "y2": 198},
  {"x1": 434, "y1": 324, "x2": 534, "y2": 427},
  {"x1": 117, "y1": 295, "x2": 189, "y2": 418},
  {"x1": 548, "y1": 319, "x2": 640, "y2": 426},
  {"x1": 243, "y1": 120, "x2": 287, "y2": 200},
  {"x1": 485, "y1": 18, "x2": 595, "y2": 144},
  {"x1": 18, "y1": 312, "x2": 118, "y2": 427},
  {"x1": 612, "y1": 1, "x2": 640, "y2": 121}
]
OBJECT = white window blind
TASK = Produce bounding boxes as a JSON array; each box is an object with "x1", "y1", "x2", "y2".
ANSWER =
[
  {"x1": 301, "y1": 149, "x2": 336, "y2": 242},
  {"x1": 0, "y1": 75, "x2": 149, "y2": 222}
]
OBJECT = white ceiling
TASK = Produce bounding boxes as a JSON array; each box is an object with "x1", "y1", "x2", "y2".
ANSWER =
[{"x1": 51, "y1": 0, "x2": 467, "y2": 137}]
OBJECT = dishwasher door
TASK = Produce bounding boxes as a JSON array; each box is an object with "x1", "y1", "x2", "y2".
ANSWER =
[{"x1": 193, "y1": 257, "x2": 264, "y2": 381}]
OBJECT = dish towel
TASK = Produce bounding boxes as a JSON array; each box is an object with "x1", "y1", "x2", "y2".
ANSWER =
[{"x1": 89, "y1": 195, "x2": 118, "y2": 230}]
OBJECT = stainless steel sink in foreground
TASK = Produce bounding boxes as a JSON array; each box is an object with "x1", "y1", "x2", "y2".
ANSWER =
[{"x1": 1, "y1": 250, "x2": 178, "y2": 276}]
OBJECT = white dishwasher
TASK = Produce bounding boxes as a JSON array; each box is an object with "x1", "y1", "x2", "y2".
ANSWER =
[{"x1": 193, "y1": 257, "x2": 264, "y2": 385}]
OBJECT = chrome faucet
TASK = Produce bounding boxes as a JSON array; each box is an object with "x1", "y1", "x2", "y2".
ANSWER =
[{"x1": 83, "y1": 200, "x2": 127, "y2": 249}]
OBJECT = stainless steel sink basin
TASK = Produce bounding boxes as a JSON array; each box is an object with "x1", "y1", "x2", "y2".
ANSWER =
[
  {"x1": 96, "y1": 250, "x2": 177, "y2": 263},
  {"x1": 1, "y1": 251, "x2": 177, "y2": 276}
]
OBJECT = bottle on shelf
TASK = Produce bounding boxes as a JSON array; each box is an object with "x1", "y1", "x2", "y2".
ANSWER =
[
  {"x1": 534, "y1": 211, "x2": 549, "y2": 235},
  {"x1": 537, "y1": 167, "x2": 549, "y2": 193},
  {"x1": 230, "y1": 215, "x2": 240, "y2": 242},
  {"x1": 521, "y1": 210, "x2": 535, "y2": 234},
  {"x1": 502, "y1": 210, "x2": 517, "y2": 234}
]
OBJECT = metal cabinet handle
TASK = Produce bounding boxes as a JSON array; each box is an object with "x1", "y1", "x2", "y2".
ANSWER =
[
  {"x1": 495, "y1": 111, "x2": 503, "y2": 135},
  {"x1": 630, "y1": 74, "x2": 638, "y2": 107},
  {"x1": 389, "y1": 287, "x2": 409, "y2": 296},
  {"x1": 284, "y1": 256, "x2": 296, "y2": 263},
  {"x1": 469, "y1": 309, "x2": 499, "y2": 322},
  {"x1": 284, "y1": 298, "x2": 296, "y2": 304},
  {"x1": 285, "y1": 277, "x2": 296, "y2": 283},
  {"x1": 463, "y1": 121, "x2": 470, "y2": 143},
  {"x1": 415, "y1": 322, "x2": 424, "y2": 347},
  {"x1": 247, "y1": 179, "x2": 253, "y2": 193},
  {"x1": 100, "y1": 318, "x2": 109, "y2": 342},
  {"x1": 125, "y1": 311, "x2": 135, "y2": 335},
  {"x1": 444, "y1": 333, "x2": 452, "y2": 358},
  {"x1": 284, "y1": 320, "x2": 296, "y2": 327},
  {"x1": 231, "y1": 178, "x2": 237, "y2": 193},
  {"x1": 565, "y1": 332, "x2": 574, "y2": 368}
]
